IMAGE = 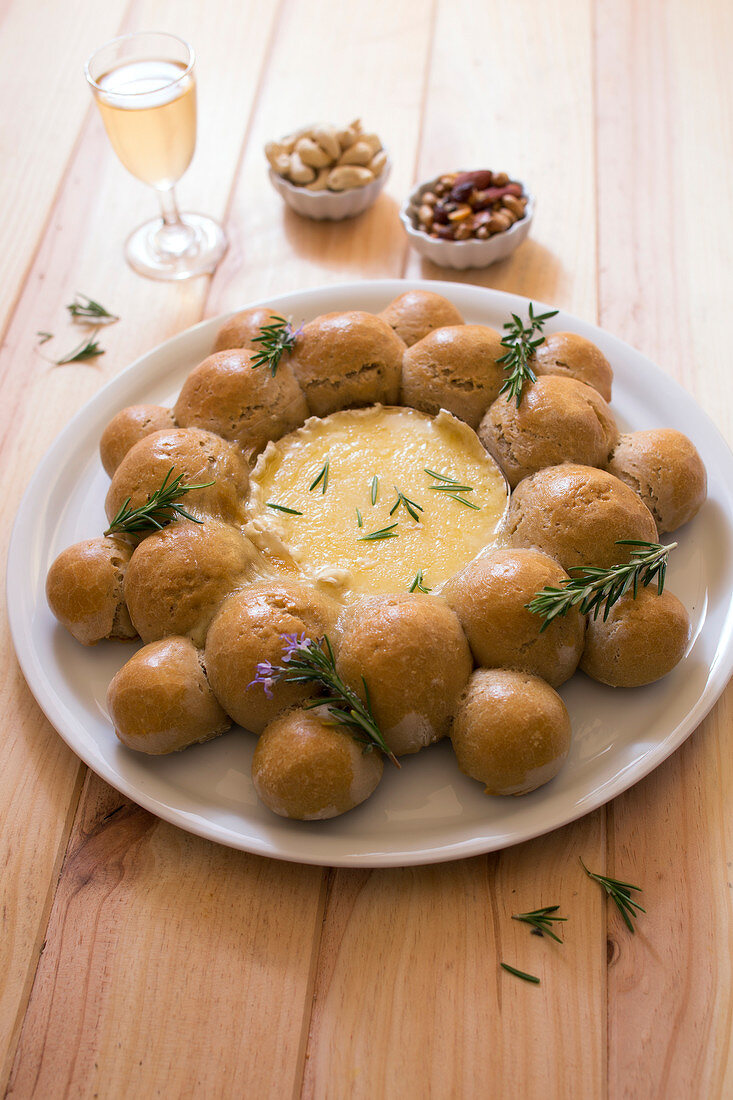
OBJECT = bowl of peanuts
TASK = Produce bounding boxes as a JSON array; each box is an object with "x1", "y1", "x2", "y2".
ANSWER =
[
  {"x1": 400, "y1": 170, "x2": 533, "y2": 269},
  {"x1": 265, "y1": 119, "x2": 391, "y2": 221}
]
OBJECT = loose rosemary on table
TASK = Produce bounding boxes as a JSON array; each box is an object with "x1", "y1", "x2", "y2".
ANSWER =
[
  {"x1": 409, "y1": 569, "x2": 431, "y2": 593},
  {"x1": 309, "y1": 459, "x2": 329, "y2": 494},
  {"x1": 250, "y1": 314, "x2": 300, "y2": 376},
  {"x1": 36, "y1": 331, "x2": 53, "y2": 344},
  {"x1": 55, "y1": 331, "x2": 105, "y2": 365},
  {"x1": 104, "y1": 467, "x2": 214, "y2": 536},
  {"x1": 66, "y1": 294, "x2": 119, "y2": 324},
  {"x1": 250, "y1": 633, "x2": 399, "y2": 767},
  {"x1": 512, "y1": 906, "x2": 567, "y2": 943},
  {"x1": 580, "y1": 858, "x2": 645, "y2": 933},
  {"x1": 500, "y1": 963, "x2": 540, "y2": 984},
  {"x1": 497, "y1": 302, "x2": 558, "y2": 406},
  {"x1": 527, "y1": 540, "x2": 675, "y2": 630},
  {"x1": 389, "y1": 486, "x2": 423, "y2": 522}
]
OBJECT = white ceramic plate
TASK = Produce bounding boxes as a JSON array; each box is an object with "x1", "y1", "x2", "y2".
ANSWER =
[{"x1": 8, "y1": 280, "x2": 733, "y2": 867}]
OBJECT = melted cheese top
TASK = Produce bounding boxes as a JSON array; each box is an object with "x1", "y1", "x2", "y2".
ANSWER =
[{"x1": 245, "y1": 406, "x2": 508, "y2": 601}]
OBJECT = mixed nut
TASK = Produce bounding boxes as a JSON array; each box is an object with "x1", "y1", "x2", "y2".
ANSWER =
[
  {"x1": 410, "y1": 170, "x2": 529, "y2": 241},
  {"x1": 265, "y1": 120, "x2": 388, "y2": 192}
]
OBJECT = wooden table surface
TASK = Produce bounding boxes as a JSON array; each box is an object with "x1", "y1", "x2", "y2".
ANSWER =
[{"x1": 2, "y1": 1, "x2": 732, "y2": 1096}]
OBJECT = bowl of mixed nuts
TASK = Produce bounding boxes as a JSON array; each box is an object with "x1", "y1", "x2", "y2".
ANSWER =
[
  {"x1": 266, "y1": 119, "x2": 391, "y2": 221},
  {"x1": 400, "y1": 170, "x2": 533, "y2": 269}
]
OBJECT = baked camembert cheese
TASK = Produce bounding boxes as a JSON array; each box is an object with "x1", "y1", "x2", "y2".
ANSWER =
[{"x1": 244, "y1": 405, "x2": 509, "y2": 600}]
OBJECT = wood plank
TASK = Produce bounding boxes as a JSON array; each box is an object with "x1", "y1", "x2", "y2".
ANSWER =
[
  {"x1": 0, "y1": 0, "x2": 284, "y2": 1092},
  {"x1": 0, "y1": 0, "x2": 130, "y2": 339},
  {"x1": 6, "y1": 778, "x2": 325, "y2": 1100},
  {"x1": 595, "y1": 0, "x2": 733, "y2": 1095},
  {"x1": 302, "y1": 1, "x2": 605, "y2": 1097}
]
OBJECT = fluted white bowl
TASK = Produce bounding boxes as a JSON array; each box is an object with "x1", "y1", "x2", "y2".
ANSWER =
[{"x1": 268, "y1": 156, "x2": 391, "y2": 221}]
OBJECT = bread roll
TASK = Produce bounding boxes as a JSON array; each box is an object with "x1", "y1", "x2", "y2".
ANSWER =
[
  {"x1": 204, "y1": 582, "x2": 340, "y2": 734},
  {"x1": 105, "y1": 428, "x2": 250, "y2": 527},
  {"x1": 531, "y1": 332, "x2": 613, "y2": 401},
  {"x1": 607, "y1": 429, "x2": 706, "y2": 533},
  {"x1": 478, "y1": 375, "x2": 618, "y2": 487},
  {"x1": 442, "y1": 548, "x2": 585, "y2": 687},
  {"x1": 212, "y1": 305, "x2": 281, "y2": 353},
  {"x1": 503, "y1": 464, "x2": 658, "y2": 571},
  {"x1": 580, "y1": 586, "x2": 690, "y2": 686},
  {"x1": 124, "y1": 520, "x2": 260, "y2": 646},
  {"x1": 100, "y1": 405, "x2": 175, "y2": 477},
  {"x1": 46, "y1": 536, "x2": 136, "y2": 645},
  {"x1": 108, "y1": 636, "x2": 230, "y2": 754},
  {"x1": 252, "y1": 706, "x2": 383, "y2": 820},
  {"x1": 401, "y1": 325, "x2": 505, "y2": 428},
  {"x1": 379, "y1": 290, "x2": 465, "y2": 347},
  {"x1": 174, "y1": 349, "x2": 308, "y2": 456},
  {"x1": 334, "y1": 593, "x2": 473, "y2": 756},
  {"x1": 287, "y1": 311, "x2": 405, "y2": 416},
  {"x1": 451, "y1": 669, "x2": 571, "y2": 796}
]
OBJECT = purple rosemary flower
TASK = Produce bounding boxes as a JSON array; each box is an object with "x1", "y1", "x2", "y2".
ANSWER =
[
  {"x1": 281, "y1": 632, "x2": 314, "y2": 662},
  {"x1": 251, "y1": 659, "x2": 279, "y2": 699}
]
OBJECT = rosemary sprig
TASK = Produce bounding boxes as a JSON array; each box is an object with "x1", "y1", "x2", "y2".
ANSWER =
[
  {"x1": 371, "y1": 475, "x2": 379, "y2": 505},
  {"x1": 409, "y1": 569, "x2": 431, "y2": 593},
  {"x1": 66, "y1": 294, "x2": 118, "y2": 324},
  {"x1": 512, "y1": 906, "x2": 567, "y2": 944},
  {"x1": 308, "y1": 459, "x2": 329, "y2": 494},
  {"x1": 497, "y1": 302, "x2": 558, "y2": 406},
  {"x1": 580, "y1": 858, "x2": 645, "y2": 933},
  {"x1": 250, "y1": 633, "x2": 399, "y2": 767},
  {"x1": 266, "y1": 501, "x2": 303, "y2": 515},
  {"x1": 250, "y1": 314, "x2": 299, "y2": 376},
  {"x1": 356, "y1": 508, "x2": 363, "y2": 528},
  {"x1": 425, "y1": 469, "x2": 480, "y2": 510},
  {"x1": 36, "y1": 331, "x2": 53, "y2": 344},
  {"x1": 527, "y1": 540, "x2": 676, "y2": 631},
  {"x1": 500, "y1": 963, "x2": 540, "y2": 984},
  {"x1": 358, "y1": 523, "x2": 399, "y2": 541},
  {"x1": 389, "y1": 486, "x2": 423, "y2": 522},
  {"x1": 55, "y1": 331, "x2": 105, "y2": 364},
  {"x1": 104, "y1": 467, "x2": 214, "y2": 536}
]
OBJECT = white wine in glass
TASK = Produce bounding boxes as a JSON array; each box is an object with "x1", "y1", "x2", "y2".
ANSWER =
[{"x1": 86, "y1": 33, "x2": 227, "y2": 280}]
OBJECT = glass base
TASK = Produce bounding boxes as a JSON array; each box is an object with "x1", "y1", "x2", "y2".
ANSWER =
[{"x1": 125, "y1": 212, "x2": 228, "y2": 280}]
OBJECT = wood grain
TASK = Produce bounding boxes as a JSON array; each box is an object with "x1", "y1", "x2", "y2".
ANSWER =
[{"x1": 595, "y1": 0, "x2": 733, "y2": 1094}]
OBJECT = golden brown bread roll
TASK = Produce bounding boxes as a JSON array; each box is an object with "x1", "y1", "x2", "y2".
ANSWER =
[
  {"x1": 401, "y1": 325, "x2": 505, "y2": 428},
  {"x1": 212, "y1": 305, "x2": 281, "y2": 353},
  {"x1": 503, "y1": 464, "x2": 658, "y2": 571},
  {"x1": 105, "y1": 428, "x2": 250, "y2": 527},
  {"x1": 99, "y1": 404, "x2": 176, "y2": 477},
  {"x1": 46, "y1": 536, "x2": 136, "y2": 645},
  {"x1": 531, "y1": 332, "x2": 613, "y2": 401},
  {"x1": 334, "y1": 593, "x2": 473, "y2": 756},
  {"x1": 378, "y1": 290, "x2": 465, "y2": 347},
  {"x1": 286, "y1": 311, "x2": 405, "y2": 416},
  {"x1": 580, "y1": 586, "x2": 690, "y2": 687},
  {"x1": 123, "y1": 520, "x2": 260, "y2": 646},
  {"x1": 252, "y1": 706, "x2": 383, "y2": 820},
  {"x1": 478, "y1": 375, "x2": 618, "y2": 487},
  {"x1": 204, "y1": 582, "x2": 340, "y2": 734},
  {"x1": 174, "y1": 349, "x2": 308, "y2": 455},
  {"x1": 442, "y1": 548, "x2": 585, "y2": 687},
  {"x1": 107, "y1": 636, "x2": 231, "y2": 754},
  {"x1": 451, "y1": 669, "x2": 571, "y2": 796},
  {"x1": 606, "y1": 429, "x2": 706, "y2": 534}
]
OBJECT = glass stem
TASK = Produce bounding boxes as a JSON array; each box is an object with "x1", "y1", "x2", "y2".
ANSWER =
[{"x1": 154, "y1": 186, "x2": 196, "y2": 256}]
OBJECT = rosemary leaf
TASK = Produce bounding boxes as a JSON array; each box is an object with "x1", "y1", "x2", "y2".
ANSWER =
[
  {"x1": 66, "y1": 294, "x2": 118, "y2": 324},
  {"x1": 445, "y1": 493, "x2": 480, "y2": 510},
  {"x1": 424, "y1": 468, "x2": 464, "y2": 485},
  {"x1": 55, "y1": 331, "x2": 105, "y2": 364},
  {"x1": 371, "y1": 475, "x2": 379, "y2": 505},
  {"x1": 580, "y1": 858, "x2": 645, "y2": 933},
  {"x1": 356, "y1": 508, "x2": 363, "y2": 528},
  {"x1": 250, "y1": 314, "x2": 299, "y2": 376},
  {"x1": 266, "y1": 501, "x2": 303, "y2": 515},
  {"x1": 409, "y1": 569, "x2": 431, "y2": 593},
  {"x1": 389, "y1": 486, "x2": 423, "y2": 522},
  {"x1": 36, "y1": 331, "x2": 53, "y2": 344},
  {"x1": 308, "y1": 459, "x2": 329, "y2": 494},
  {"x1": 512, "y1": 906, "x2": 567, "y2": 944},
  {"x1": 358, "y1": 523, "x2": 399, "y2": 541},
  {"x1": 500, "y1": 963, "x2": 540, "y2": 984}
]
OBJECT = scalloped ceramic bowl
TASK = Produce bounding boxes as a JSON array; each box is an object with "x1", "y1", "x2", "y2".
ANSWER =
[
  {"x1": 400, "y1": 174, "x2": 534, "y2": 269},
  {"x1": 268, "y1": 156, "x2": 392, "y2": 221}
]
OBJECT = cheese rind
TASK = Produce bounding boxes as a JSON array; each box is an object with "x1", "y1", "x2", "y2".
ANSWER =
[{"x1": 245, "y1": 406, "x2": 508, "y2": 600}]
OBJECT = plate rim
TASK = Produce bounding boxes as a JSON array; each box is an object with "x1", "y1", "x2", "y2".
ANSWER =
[{"x1": 8, "y1": 277, "x2": 733, "y2": 867}]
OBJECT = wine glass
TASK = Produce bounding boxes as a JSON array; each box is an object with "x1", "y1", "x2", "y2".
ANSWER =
[{"x1": 85, "y1": 32, "x2": 228, "y2": 281}]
